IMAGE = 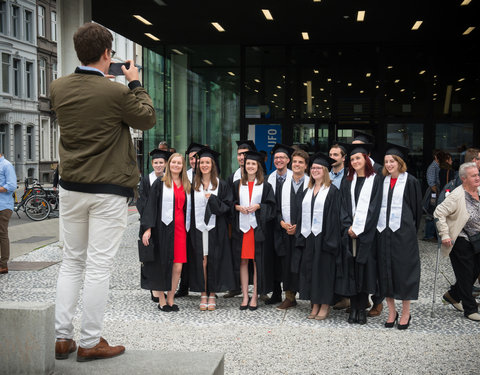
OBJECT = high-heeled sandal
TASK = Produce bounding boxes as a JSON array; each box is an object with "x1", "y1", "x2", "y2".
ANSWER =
[
  {"x1": 199, "y1": 296, "x2": 208, "y2": 311},
  {"x1": 207, "y1": 296, "x2": 216, "y2": 311}
]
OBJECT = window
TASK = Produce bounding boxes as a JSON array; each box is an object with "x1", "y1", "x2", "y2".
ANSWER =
[
  {"x1": 0, "y1": 124, "x2": 7, "y2": 157},
  {"x1": 11, "y1": 5, "x2": 20, "y2": 38},
  {"x1": 0, "y1": 1, "x2": 6, "y2": 34},
  {"x1": 52, "y1": 62, "x2": 57, "y2": 80},
  {"x1": 25, "y1": 61, "x2": 33, "y2": 98},
  {"x1": 27, "y1": 126, "x2": 33, "y2": 160},
  {"x1": 37, "y1": 6, "x2": 45, "y2": 37},
  {"x1": 40, "y1": 118, "x2": 50, "y2": 160},
  {"x1": 24, "y1": 10, "x2": 32, "y2": 42},
  {"x1": 51, "y1": 11, "x2": 57, "y2": 42},
  {"x1": 13, "y1": 58, "x2": 20, "y2": 96},
  {"x1": 51, "y1": 120, "x2": 58, "y2": 159},
  {"x1": 39, "y1": 59, "x2": 46, "y2": 96},
  {"x1": 1, "y1": 53, "x2": 10, "y2": 93}
]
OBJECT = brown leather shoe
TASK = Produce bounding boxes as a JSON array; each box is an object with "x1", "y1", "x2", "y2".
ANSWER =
[
  {"x1": 77, "y1": 337, "x2": 125, "y2": 362},
  {"x1": 55, "y1": 338, "x2": 77, "y2": 360},
  {"x1": 368, "y1": 303, "x2": 383, "y2": 317},
  {"x1": 0, "y1": 267, "x2": 8, "y2": 274},
  {"x1": 332, "y1": 298, "x2": 350, "y2": 310},
  {"x1": 276, "y1": 298, "x2": 297, "y2": 310}
]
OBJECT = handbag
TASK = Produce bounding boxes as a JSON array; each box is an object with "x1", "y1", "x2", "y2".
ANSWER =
[
  {"x1": 138, "y1": 239, "x2": 155, "y2": 262},
  {"x1": 468, "y1": 232, "x2": 480, "y2": 254}
]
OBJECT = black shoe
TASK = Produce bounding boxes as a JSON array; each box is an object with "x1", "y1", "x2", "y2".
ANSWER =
[
  {"x1": 357, "y1": 309, "x2": 367, "y2": 325},
  {"x1": 158, "y1": 304, "x2": 171, "y2": 312},
  {"x1": 264, "y1": 294, "x2": 282, "y2": 305},
  {"x1": 384, "y1": 312, "x2": 399, "y2": 328},
  {"x1": 240, "y1": 297, "x2": 250, "y2": 310},
  {"x1": 168, "y1": 304, "x2": 180, "y2": 312},
  {"x1": 150, "y1": 290, "x2": 159, "y2": 303},
  {"x1": 248, "y1": 299, "x2": 258, "y2": 311},
  {"x1": 348, "y1": 309, "x2": 358, "y2": 324},
  {"x1": 397, "y1": 315, "x2": 412, "y2": 330},
  {"x1": 175, "y1": 289, "x2": 189, "y2": 298}
]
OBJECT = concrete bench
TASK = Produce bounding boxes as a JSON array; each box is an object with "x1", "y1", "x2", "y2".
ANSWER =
[{"x1": 0, "y1": 302, "x2": 55, "y2": 375}]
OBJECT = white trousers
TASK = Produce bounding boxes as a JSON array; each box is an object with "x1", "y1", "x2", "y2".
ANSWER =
[{"x1": 55, "y1": 188, "x2": 127, "y2": 348}]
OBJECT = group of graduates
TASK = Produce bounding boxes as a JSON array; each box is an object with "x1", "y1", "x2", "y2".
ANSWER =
[{"x1": 136, "y1": 131, "x2": 422, "y2": 329}]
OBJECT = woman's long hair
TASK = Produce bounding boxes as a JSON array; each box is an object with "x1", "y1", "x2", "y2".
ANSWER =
[
  {"x1": 162, "y1": 153, "x2": 191, "y2": 193},
  {"x1": 346, "y1": 153, "x2": 375, "y2": 181},
  {"x1": 194, "y1": 157, "x2": 219, "y2": 192},
  {"x1": 241, "y1": 160, "x2": 264, "y2": 185}
]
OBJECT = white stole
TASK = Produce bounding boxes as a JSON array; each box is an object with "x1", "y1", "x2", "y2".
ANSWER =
[
  {"x1": 268, "y1": 169, "x2": 293, "y2": 194},
  {"x1": 377, "y1": 172, "x2": 408, "y2": 233},
  {"x1": 187, "y1": 168, "x2": 194, "y2": 183},
  {"x1": 281, "y1": 175, "x2": 309, "y2": 224},
  {"x1": 161, "y1": 183, "x2": 191, "y2": 232},
  {"x1": 194, "y1": 178, "x2": 219, "y2": 232},
  {"x1": 301, "y1": 185, "x2": 330, "y2": 237},
  {"x1": 239, "y1": 180, "x2": 263, "y2": 233},
  {"x1": 233, "y1": 168, "x2": 242, "y2": 182},
  {"x1": 350, "y1": 173, "x2": 376, "y2": 236},
  {"x1": 149, "y1": 171, "x2": 159, "y2": 186}
]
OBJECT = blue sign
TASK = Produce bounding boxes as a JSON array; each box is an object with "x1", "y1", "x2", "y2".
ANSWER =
[{"x1": 249, "y1": 124, "x2": 282, "y2": 175}]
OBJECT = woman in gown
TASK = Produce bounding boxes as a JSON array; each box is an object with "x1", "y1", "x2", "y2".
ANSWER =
[
  {"x1": 376, "y1": 143, "x2": 422, "y2": 329},
  {"x1": 231, "y1": 151, "x2": 276, "y2": 311},
  {"x1": 141, "y1": 153, "x2": 191, "y2": 312}
]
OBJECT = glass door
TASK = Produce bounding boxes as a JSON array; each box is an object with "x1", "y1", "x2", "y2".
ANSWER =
[{"x1": 292, "y1": 122, "x2": 329, "y2": 154}]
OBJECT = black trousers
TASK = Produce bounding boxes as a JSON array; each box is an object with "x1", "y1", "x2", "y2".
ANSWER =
[
  {"x1": 448, "y1": 237, "x2": 480, "y2": 316},
  {"x1": 350, "y1": 292, "x2": 369, "y2": 310}
]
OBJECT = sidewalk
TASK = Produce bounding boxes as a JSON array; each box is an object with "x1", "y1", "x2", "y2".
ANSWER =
[{"x1": 1, "y1": 212, "x2": 480, "y2": 374}]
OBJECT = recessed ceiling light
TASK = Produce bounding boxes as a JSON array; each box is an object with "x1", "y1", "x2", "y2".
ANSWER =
[
  {"x1": 455, "y1": 87, "x2": 462, "y2": 91},
  {"x1": 211, "y1": 22, "x2": 225, "y2": 32},
  {"x1": 302, "y1": 32, "x2": 309, "y2": 40},
  {"x1": 133, "y1": 15, "x2": 152, "y2": 25},
  {"x1": 171, "y1": 49, "x2": 183, "y2": 55},
  {"x1": 347, "y1": 82, "x2": 352, "y2": 87},
  {"x1": 144, "y1": 33, "x2": 160, "y2": 41},
  {"x1": 313, "y1": 0, "x2": 321, "y2": 2},
  {"x1": 461, "y1": 0, "x2": 472, "y2": 5},
  {"x1": 254, "y1": 78, "x2": 260, "y2": 83},
  {"x1": 203, "y1": 59, "x2": 213, "y2": 65},
  {"x1": 419, "y1": 70, "x2": 426, "y2": 75},
  {"x1": 276, "y1": 85, "x2": 281, "y2": 89},
  {"x1": 228, "y1": 71, "x2": 235, "y2": 76},
  {"x1": 254, "y1": 89, "x2": 259, "y2": 93},
  {"x1": 387, "y1": 65, "x2": 393, "y2": 69},
  {"x1": 360, "y1": 90, "x2": 364, "y2": 94},
  {"x1": 273, "y1": 94, "x2": 278, "y2": 97},
  {"x1": 463, "y1": 26, "x2": 475, "y2": 35},
  {"x1": 471, "y1": 97, "x2": 476, "y2": 100},
  {"x1": 262, "y1": 9, "x2": 273, "y2": 21},
  {"x1": 314, "y1": 69, "x2": 319, "y2": 74},
  {"x1": 395, "y1": 79, "x2": 400, "y2": 83},
  {"x1": 357, "y1": 11, "x2": 365, "y2": 22},
  {"x1": 327, "y1": 78, "x2": 332, "y2": 82},
  {"x1": 365, "y1": 72, "x2": 371, "y2": 77},
  {"x1": 400, "y1": 88, "x2": 405, "y2": 92},
  {"x1": 412, "y1": 21, "x2": 423, "y2": 30},
  {"x1": 458, "y1": 78, "x2": 465, "y2": 82}
]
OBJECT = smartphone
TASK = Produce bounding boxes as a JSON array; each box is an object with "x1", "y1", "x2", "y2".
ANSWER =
[{"x1": 108, "y1": 62, "x2": 130, "y2": 76}]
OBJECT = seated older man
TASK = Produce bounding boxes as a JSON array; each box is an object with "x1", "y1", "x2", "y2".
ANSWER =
[{"x1": 434, "y1": 162, "x2": 480, "y2": 321}]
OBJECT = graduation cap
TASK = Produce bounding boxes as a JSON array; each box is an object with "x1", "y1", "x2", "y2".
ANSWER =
[
  {"x1": 339, "y1": 141, "x2": 373, "y2": 157},
  {"x1": 271, "y1": 143, "x2": 294, "y2": 158},
  {"x1": 236, "y1": 140, "x2": 257, "y2": 151},
  {"x1": 196, "y1": 147, "x2": 221, "y2": 175},
  {"x1": 353, "y1": 130, "x2": 375, "y2": 145},
  {"x1": 186, "y1": 142, "x2": 204, "y2": 155},
  {"x1": 149, "y1": 148, "x2": 172, "y2": 161},
  {"x1": 310, "y1": 152, "x2": 336, "y2": 171},
  {"x1": 385, "y1": 142, "x2": 409, "y2": 161},
  {"x1": 244, "y1": 150, "x2": 267, "y2": 174}
]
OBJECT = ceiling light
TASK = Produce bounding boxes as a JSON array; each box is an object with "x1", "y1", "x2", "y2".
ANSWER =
[
  {"x1": 395, "y1": 79, "x2": 400, "y2": 83},
  {"x1": 133, "y1": 15, "x2": 152, "y2": 25},
  {"x1": 203, "y1": 59, "x2": 213, "y2": 65},
  {"x1": 228, "y1": 71, "x2": 235, "y2": 76},
  {"x1": 360, "y1": 90, "x2": 364, "y2": 94},
  {"x1": 254, "y1": 89, "x2": 259, "y2": 93},
  {"x1": 400, "y1": 88, "x2": 405, "y2": 92},
  {"x1": 320, "y1": 88, "x2": 324, "y2": 91},
  {"x1": 463, "y1": 27, "x2": 475, "y2": 35},
  {"x1": 419, "y1": 70, "x2": 426, "y2": 75},
  {"x1": 455, "y1": 87, "x2": 462, "y2": 91},
  {"x1": 365, "y1": 72, "x2": 371, "y2": 77},
  {"x1": 458, "y1": 78, "x2": 465, "y2": 82},
  {"x1": 314, "y1": 69, "x2": 319, "y2": 74},
  {"x1": 262, "y1": 9, "x2": 273, "y2": 21},
  {"x1": 302, "y1": 32, "x2": 309, "y2": 40},
  {"x1": 412, "y1": 21, "x2": 423, "y2": 30},
  {"x1": 471, "y1": 97, "x2": 476, "y2": 100},
  {"x1": 313, "y1": 0, "x2": 321, "y2": 2},
  {"x1": 254, "y1": 79, "x2": 261, "y2": 83},
  {"x1": 303, "y1": 82, "x2": 308, "y2": 86},
  {"x1": 327, "y1": 78, "x2": 332, "y2": 82},
  {"x1": 144, "y1": 33, "x2": 160, "y2": 41},
  {"x1": 347, "y1": 83, "x2": 352, "y2": 86},
  {"x1": 211, "y1": 22, "x2": 225, "y2": 32},
  {"x1": 171, "y1": 49, "x2": 183, "y2": 55},
  {"x1": 357, "y1": 11, "x2": 365, "y2": 22},
  {"x1": 387, "y1": 65, "x2": 393, "y2": 69},
  {"x1": 276, "y1": 85, "x2": 281, "y2": 89},
  {"x1": 461, "y1": 0, "x2": 472, "y2": 5}
]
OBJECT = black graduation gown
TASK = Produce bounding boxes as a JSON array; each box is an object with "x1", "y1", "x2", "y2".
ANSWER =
[
  {"x1": 136, "y1": 174, "x2": 158, "y2": 234},
  {"x1": 140, "y1": 179, "x2": 189, "y2": 291},
  {"x1": 189, "y1": 179, "x2": 236, "y2": 293},
  {"x1": 231, "y1": 180, "x2": 276, "y2": 294},
  {"x1": 337, "y1": 173, "x2": 382, "y2": 296},
  {"x1": 376, "y1": 174, "x2": 422, "y2": 300},
  {"x1": 274, "y1": 179, "x2": 305, "y2": 291},
  {"x1": 292, "y1": 186, "x2": 341, "y2": 304}
]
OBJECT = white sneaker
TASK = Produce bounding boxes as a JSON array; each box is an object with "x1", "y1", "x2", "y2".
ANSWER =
[{"x1": 466, "y1": 313, "x2": 480, "y2": 321}]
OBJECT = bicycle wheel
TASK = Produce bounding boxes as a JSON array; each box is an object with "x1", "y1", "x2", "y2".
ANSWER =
[{"x1": 24, "y1": 196, "x2": 51, "y2": 221}]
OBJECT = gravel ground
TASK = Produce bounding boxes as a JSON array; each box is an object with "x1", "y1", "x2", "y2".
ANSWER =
[{"x1": 2, "y1": 213, "x2": 480, "y2": 374}]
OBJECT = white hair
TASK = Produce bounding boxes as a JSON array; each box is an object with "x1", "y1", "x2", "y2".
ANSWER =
[{"x1": 459, "y1": 162, "x2": 478, "y2": 179}]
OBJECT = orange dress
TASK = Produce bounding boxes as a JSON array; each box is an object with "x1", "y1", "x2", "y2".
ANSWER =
[{"x1": 241, "y1": 181, "x2": 255, "y2": 259}]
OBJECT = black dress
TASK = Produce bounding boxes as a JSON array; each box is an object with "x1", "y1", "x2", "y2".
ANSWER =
[
  {"x1": 231, "y1": 180, "x2": 276, "y2": 294},
  {"x1": 292, "y1": 185, "x2": 341, "y2": 304},
  {"x1": 337, "y1": 173, "x2": 383, "y2": 297},
  {"x1": 140, "y1": 180, "x2": 189, "y2": 291},
  {"x1": 376, "y1": 173, "x2": 422, "y2": 300},
  {"x1": 189, "y1": 179, "x2": 236, "y2": 293}
]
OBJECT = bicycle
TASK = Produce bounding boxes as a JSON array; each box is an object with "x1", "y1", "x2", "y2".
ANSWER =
[{"x1": 13, "y1": 178, "x2": 51, "y2": 221}]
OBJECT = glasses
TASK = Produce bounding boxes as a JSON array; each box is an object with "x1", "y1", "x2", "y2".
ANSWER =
[
  {"x1": 274, "y1": 156, "x2": 287, "y2": 160},
  {"x1": 110, "y1": 49, "x2": 116, "y2": 58},
  {"x1": 310, "y1": 167, "x2": 323, "y2": 171}
]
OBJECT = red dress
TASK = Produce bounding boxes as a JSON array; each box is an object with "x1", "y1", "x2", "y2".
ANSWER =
[
  {"x1": 173, "y1": 182, "x2": 187, "y2": 263},
  {"x1": 241, "y1": 181, "x2": 255, "y2": 260}
]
